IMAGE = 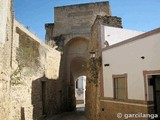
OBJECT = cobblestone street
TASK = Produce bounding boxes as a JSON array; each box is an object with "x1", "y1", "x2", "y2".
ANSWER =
[{"x1": 48, "y1": 104, "x2": 88, "y2": 120}]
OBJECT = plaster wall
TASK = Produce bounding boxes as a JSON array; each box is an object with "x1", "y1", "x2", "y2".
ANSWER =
[
  {"x1": 102, "y1": 26, "x2": 144, "y2": 48},
  {"x1": 102, "y1": 30, "x2": 160, "y2": 100}
]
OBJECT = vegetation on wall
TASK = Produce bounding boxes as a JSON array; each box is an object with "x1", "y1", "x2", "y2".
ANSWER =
[
  {"x1": 88, "y1": 57, "x2": 101, "y2": 86},
  {"x1": 53, "y1": 34, "x2": 65, "y2": 52},
  {"x1": 17, "y1": 35, "x2": 40, "y2": 68},
  {"x1": 11, "y1": 32, "x2": 41, "y2": 85},
  {"x1": 10, "y1": 65, "x2": 23, "y2": 85}
]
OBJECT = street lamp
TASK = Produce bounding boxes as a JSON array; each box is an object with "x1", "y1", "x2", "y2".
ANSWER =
[{"x1": 89, "y1": 51, "x2": 96, "y2": 58}]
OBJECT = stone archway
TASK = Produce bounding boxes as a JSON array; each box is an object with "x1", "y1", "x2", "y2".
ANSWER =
[
  {"x1": 75, "y1": 76, "x2": 86, "y2": 106},
  {"x1": 64, "y1": 37, "x2": 89, "y2": 111},
  {"x1": 70, "y1": 57, "x2": 87, "y2": 110}
]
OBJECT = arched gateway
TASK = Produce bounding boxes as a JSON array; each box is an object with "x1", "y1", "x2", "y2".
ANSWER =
[
  {"x1": 45, "y1": 1, "x2": 112, "y2": 112},
  {"x1": 44, "y1": 1, "x2": 124, "y2": 118},
  {"x1": 64, "y1": 37, "x2": 89, "y2": 110}
]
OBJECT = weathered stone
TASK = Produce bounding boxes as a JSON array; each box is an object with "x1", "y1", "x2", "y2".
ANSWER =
[
  {"x1": 9, "y1": 20, "x2": 61, "y2": 120},
  {"x1": 0, "y1": 0, "x2": 13, "y2": 119},
  {"x1": 45, "y1": 2, "x2": 120, "y2": 120},
  {"x1": 45, "y1": 1, "x2": 111, "y2": 47}
]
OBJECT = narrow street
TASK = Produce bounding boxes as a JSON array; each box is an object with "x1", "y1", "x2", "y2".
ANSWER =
[{"x1": 48, "y1": 104, "x2": 88, "y2": 120}]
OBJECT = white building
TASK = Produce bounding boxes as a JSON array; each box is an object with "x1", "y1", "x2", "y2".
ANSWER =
[
  {"x1": 75, "y1": 76, "x2": 86, "y2": 104},
  {"x1": 101, "y1": 27, "x2": 160, "y2": 119},
  {"x1": 101, "y1": 26, "x2": 144, "y2": 48}
]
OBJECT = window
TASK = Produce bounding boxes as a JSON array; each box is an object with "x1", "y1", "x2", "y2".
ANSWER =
[{"x1": 114, "y1": 77, "x2": 127, "y2": 100}]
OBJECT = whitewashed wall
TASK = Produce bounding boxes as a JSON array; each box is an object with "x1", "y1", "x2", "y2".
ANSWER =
[
  {"x1": 102, "y1": 30, "x2": 160, "y2": 100},
  {"x1": 75, "y1": 76, "x2": 86, "y2": 101},
  {"x1": 101, "y1": 26, "x2": 143, "y2": 48}
]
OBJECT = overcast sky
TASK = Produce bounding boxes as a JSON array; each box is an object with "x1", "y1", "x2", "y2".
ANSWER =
[{"x1": 14, "y1": 0, "x2": 160, "y2": 42}]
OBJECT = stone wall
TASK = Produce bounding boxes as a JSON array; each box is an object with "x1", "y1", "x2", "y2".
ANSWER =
[
  {"x1": 0, "y1": 0, "x2": 13, "y2": 119},
  {"x1": 53, "y1": 1, "x2": 111, "y2": 36},
  {"x1": 9, "y1": 20, "x2": 61, "y2": 120},
  {"x1": 97, "y1": 15, "x2": 122, "y2": 28},
  {"x1": 99, "y1": 99, "x2": 149, "y2": 120},
  {"x1": 0, "y1": 0, "x2": 75, "y2": 119},
  {"x1": 85, "y1": 15, "x2": 101, "y2": 120},
  {"x1": 86, "y1": 15, "x2": 122, "y2": 120},
  {"x1": 45, "y1": 23, "x2": 54, "y2": 46},
  {"x1": 45, "y1": 1, "x2": 112, "y2": 48},
  {"x1": 45, "y1": 2, "x2": 113, "y2": 113},
  {"x1": 44, "y1": 1, "x2": 124, "y2": 119}
]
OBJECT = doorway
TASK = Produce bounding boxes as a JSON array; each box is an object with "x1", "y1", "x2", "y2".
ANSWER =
[
  {"x1": 65, "y1": 37, "x2": 89, "y2": 112},
  {"x1": 41, "y1": 81, "x2": 46, "y2": 115},
  {"x1": 75, "y1": 76, "x2": 86, "y2": 111},
  {"x1": 148, "y1": 75, "x2": 160, "y2": 117}
]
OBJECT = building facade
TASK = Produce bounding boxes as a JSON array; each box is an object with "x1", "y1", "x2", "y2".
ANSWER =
[
  {"x1": 45, "y1": 2, "x2": 125, "y2": 120},
  {"x1": 100, "y1": 27, "x2": 160, "y2": 120}
]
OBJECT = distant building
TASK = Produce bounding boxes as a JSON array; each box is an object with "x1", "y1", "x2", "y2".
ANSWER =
[{"x1": 75, "y1": 76, "x2": 86, "y2": 104}]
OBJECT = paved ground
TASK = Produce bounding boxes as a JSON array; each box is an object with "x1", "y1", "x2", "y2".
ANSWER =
[{"x1": 48, "y1": 104, "x2": 88, "y2": 120}]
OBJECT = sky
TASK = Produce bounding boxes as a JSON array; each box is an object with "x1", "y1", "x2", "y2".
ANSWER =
[{"x1": 14, "y1": 0, "x2": 160, "y2": 42}]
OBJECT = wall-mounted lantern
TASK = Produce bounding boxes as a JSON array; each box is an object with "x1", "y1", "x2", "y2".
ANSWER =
[{"x1": 89, "y1": 51, "x2": 96, "y2": 58}]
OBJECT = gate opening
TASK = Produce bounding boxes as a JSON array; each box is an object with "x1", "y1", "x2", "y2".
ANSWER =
[{"x1": 75, "y1": 76, "x2": 86, "y2": 111}]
